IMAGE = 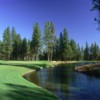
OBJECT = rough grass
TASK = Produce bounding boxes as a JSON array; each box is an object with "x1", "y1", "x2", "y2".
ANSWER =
[{"x1": 0, "y1": 61, "x2": 59, "y2": 100}]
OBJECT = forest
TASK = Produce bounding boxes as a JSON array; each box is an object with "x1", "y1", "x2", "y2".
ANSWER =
[{"x1": 0, "y1": 21, "x2": 99, "y2": 61}]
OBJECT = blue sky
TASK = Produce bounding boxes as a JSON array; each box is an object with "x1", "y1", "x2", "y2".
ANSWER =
[{"x1": 0, "y1": 0, "x2": 100, "y2": 47}]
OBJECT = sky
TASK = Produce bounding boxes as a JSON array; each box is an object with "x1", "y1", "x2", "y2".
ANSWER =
[{"x1": 0, "y1": 0, "x2": 100, "y2": 47}]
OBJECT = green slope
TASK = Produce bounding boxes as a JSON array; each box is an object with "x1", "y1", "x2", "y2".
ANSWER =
[{"x1": 0, "y1": 61, "x2": 59, "y2": 100}]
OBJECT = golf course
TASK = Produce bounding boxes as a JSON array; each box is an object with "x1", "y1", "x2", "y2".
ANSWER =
[
  {"x1": 0, "y1": 61, "x2": 59, "y2": 100},
  {"x1": 0, "y1": 0, "x2": 100, "y2": 100}
]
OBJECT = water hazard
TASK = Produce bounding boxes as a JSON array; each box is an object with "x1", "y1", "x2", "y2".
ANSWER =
[{"x1": 25, "y1": 65, "x2": 100, "y2": 100}]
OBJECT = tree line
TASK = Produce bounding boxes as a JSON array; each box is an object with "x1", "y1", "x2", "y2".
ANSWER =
[{"x1": 0, "y1": 21, "x2": 100, "y2": 61}]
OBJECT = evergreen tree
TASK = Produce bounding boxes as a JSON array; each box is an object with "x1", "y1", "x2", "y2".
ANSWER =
[
  {"x1": 70, "y1": 39, "x2": 77, "y2": 60},
  {"x1": 76, "y1": 44, "x2": 83, "y2": 60},
  {"x1": 66, "y1": 44, "x2": 73, "y2": 60},
  {"x1": 2, "y1": 27, "x2": 11, "y2": 60},
  {"x1": 1, "y1": 22, "x2": 100, "y2": 61},
  {"x1": 84, "y1": 42, "x2": 90, "y2": 60},
  {"x1": 27, "y1": 39, "x2": 31, "y2": 60},
  {"x1": 12, "y1": 34, "x2": 22, "y2": 60},
  {"x1": 31, "y1": 23, "x2": 42, "y2": 60},
  {"x1": 52, "y1": 38, "x2": 59, "y2": 60},
  {"x1": 80, "y1": 46, "x2": 84, "y2": 60},
  {"x1": 90, "y1": 43, "x2": 94, "y2": 60},
  {"x1": 11, "y1": 27, "x2": 17, "y2": 44},
  {"x1": 0, "y1": 41, "x2": 3, "y2": 59},
  {"x1": 44, "y1": 21, "x2": 56, "y2": 61},
  {"x1": 59, "y1": 32, "x2": 63, "y2": 60},
  {"x1": 93, "y1": 42, "x2": 99, "y2": 60},
  {"x1": 62, "y1": 28, "x2": 69, "y2": 60},
  {"x1": 11, "y1": 27, "x2": 17, "y2": 59},
  {"x1": 20, "y1": 38, "x2": 28, "y2": 60}
]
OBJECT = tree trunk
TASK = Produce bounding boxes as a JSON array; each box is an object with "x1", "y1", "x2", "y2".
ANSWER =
[
  {"x1": 36, "y1": 54, "x2": 39, "y2": 61},
  {"x1": 48, "y1": 52, "x2": 50, "y2": 61}
]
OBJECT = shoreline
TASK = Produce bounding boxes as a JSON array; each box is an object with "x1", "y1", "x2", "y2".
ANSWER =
[
  {"x1": 22, "y1": 64, "x2": 60, "y2": 100},
  {"x1": 75, "y1": 63, "x2": 100, "y2": 75}
]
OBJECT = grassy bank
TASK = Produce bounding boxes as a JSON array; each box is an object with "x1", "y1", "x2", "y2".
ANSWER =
[{"x1": 0, "y1": 61, "x2": 59, "y2": 100}]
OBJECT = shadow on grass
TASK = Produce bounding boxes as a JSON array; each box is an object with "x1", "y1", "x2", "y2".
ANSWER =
[{"x1": 5, "y1": 83, "x2": 59, "y2": 100}]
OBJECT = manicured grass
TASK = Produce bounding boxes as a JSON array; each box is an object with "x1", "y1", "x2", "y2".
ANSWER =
[{"x1": 0, "y1": 61, "x2": 59, "y2": 100}]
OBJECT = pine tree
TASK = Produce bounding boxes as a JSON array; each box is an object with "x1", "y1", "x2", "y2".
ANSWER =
[
  {"x1": 76, "y1": 44, "x2": 83, "y2": 60},
  {"x1": 20, "y1": 38, "x2": 28, "y2": 60},
  {"x1": 11, "y1": 27, "x2": 17, "y2": 59},
  {"x1": 31, "y1": 23, "x2": 42, "y2": 60},
  {"x1": 27, "y1": 39, "x2": 31, "y2": 60},
  {"x1": 59, "y1": 32, "x2": 63, "y2": 60},
  {"x1": 62, "y1": 28, "x2": 69, "y2": 60},
  {"x1": 44, "y1": 21, "x2": 56, "y2": 61},
  {"x1": 70, "y1": 39, "x2": 77, "y2": 60},
  {"x1": 2, "y1": 27, "x2": 11, "y2": 60},
  {"x1": 12, "y1": 34, "x2": 22, "y2": 60},
  {"x1": 90, "y1": 43, "x2": 94, "y2": 60},
  {"x1": 52, "y1": 38, "x2": 59, "y2": 60},
  {"x1": 11, "y1": 27, "x2": 17, "y2": 44},
  {"x1": 84, "y1": 42, "x2": 90, "y2": 60},
  {"x1": 0, "y1": 41, "x2": 3, "y2": 59},
  {"x1": 93, "y1": 42, "x2": 99, "y2": 60},
  {"x1": 81, "y1": 46, "x2": 84, "y2": 60},
  {"x1": 66, "y1": 44, "x2": 73, "y2": 60}
]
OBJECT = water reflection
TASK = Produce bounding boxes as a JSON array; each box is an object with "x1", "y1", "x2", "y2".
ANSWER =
[{"x1": 29, "y1": 66, "x2": 100, "y2": 100}]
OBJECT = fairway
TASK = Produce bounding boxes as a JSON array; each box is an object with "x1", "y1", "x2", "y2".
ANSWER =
[{"x1": 0, "y1": 61, "x2": 59, "y2": 100}]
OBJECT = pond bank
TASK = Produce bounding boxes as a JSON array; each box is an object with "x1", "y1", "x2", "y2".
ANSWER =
[
  {"x1": 75, "y1": 63, "x2": 100, "y2": 76},
  {"x1": 23, "y1": 62, "x2": 100, "y2": 100},
  {"x1": 23, "y1": 62, "x2": 78, "y2": 100},
  {"x1": 23, "y1": 61, "x2": 76, "y2": 83},
  {"x1": 22, "y1": 62, "x2": 60, "y2": 100}
]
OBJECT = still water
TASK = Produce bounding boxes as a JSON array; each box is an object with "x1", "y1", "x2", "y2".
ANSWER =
[{"x1": 31, "y1": 65, "x2": 100, "y2": 100}]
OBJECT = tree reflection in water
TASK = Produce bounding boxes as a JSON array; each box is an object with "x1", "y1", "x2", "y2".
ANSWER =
[{"x1": 28, "y1": 65, "x2": 100, "y2": 100}]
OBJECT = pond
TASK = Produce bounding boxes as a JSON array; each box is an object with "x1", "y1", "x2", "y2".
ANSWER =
[{"x1": 26, "y1": 65, "x2": 100, "y2": 100}]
